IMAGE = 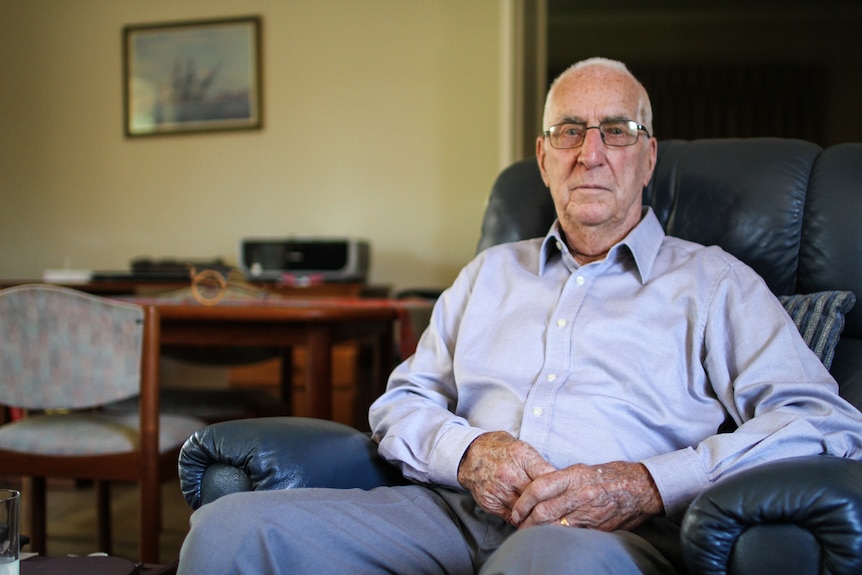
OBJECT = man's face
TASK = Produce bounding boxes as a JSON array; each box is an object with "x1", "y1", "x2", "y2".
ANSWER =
[{"x1": 537, "y1": 66, "x2": 657, "y2": 244}]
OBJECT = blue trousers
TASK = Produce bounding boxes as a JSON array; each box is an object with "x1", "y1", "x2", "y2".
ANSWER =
[{"x1": 177, "y1": 485, "x2": 680, "y2": 574}]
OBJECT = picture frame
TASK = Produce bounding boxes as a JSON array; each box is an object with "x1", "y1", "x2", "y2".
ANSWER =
[{"x1": 123, "y1": 16, "x2": 262, "y2": 137}]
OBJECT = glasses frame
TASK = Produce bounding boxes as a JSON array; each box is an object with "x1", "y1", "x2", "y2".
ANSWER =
[{"x1": 543, "y1": 120, "x2": 651, "y2": 149}]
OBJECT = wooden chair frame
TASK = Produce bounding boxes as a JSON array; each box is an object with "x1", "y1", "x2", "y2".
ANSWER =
[{"x1": 0, "y1": 300, "x2": 173, "y2": 563}]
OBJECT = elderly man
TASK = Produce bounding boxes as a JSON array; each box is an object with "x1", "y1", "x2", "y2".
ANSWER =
[{"x1": 178, "y1": 58, "x2": 862, "y2": 575}]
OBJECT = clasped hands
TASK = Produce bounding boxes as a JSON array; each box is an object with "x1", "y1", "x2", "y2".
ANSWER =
[{"x1": 456, "y1": 431, "x2": 663, "y2": 531}]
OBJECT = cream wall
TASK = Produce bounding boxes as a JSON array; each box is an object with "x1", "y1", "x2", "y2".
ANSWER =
[{"x1": 0, "y1": 0, "x2": 510, "y2": 292}]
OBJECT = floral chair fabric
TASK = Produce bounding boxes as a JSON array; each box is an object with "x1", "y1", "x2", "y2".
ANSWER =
[{"x1": 0, "y1": 284, "x2": 144, "y2": 410}]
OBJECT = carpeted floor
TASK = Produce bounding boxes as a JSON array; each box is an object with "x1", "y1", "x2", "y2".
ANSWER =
[{"x1": 1, "y1": 477, "x2": 192, "y2": 564}]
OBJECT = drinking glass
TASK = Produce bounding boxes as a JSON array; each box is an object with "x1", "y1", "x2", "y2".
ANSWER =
[{"x1": 0, "y1": 489, "x2": 19, "y2": 575}]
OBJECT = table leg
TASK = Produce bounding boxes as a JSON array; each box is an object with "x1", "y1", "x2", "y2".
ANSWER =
[
  {"x1": 279, "y1": 347, "x2": 295, "y2": 415},
  {"x1": 376, "y1": 321, "x2": 395, "y2": 398},
  {"x1": 352, "y1": 343, "x2": 374, "y2": 432},
  {"x1": 352, "y1": 324, "x2": 396, "y2": 431},
  {"x1": 304, "y1": 326, "x2": 333, "y2": 419}
]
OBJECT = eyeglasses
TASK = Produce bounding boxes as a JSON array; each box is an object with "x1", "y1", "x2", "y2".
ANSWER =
[{"x1": 543, "y1": 120, "x2": 651, "y2": 149}]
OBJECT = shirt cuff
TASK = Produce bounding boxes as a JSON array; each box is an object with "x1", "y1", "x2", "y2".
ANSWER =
[
  {"x1": 641, "y1": 447, "x2": 711, "y2": 519},
  {"x1": 426, "y1": 424, "x2": 487, "y2": 488}
]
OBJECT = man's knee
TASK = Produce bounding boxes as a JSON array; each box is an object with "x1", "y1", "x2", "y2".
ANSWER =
[
  {"x1": 479, "y1": 525, "x2": 674, "y2": 575},
  {"x1": 180, "y1": 490, "x2": 328, "y2": 574},
  {"x1": 179, "y1": 492, "x2": 263, "y2": 574}
]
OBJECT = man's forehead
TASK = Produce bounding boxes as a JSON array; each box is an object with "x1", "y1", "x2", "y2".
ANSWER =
[
  {"x1": 549, "y1": 86, "x2": 640, "y2": 124},
  {"x1": 554, "y1": 112, "x2": 634, "y2": 124}
]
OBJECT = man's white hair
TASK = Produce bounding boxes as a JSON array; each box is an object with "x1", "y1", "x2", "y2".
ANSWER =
[{"x1": 543, "y1": 57, "x2": 654, "y2": 135}]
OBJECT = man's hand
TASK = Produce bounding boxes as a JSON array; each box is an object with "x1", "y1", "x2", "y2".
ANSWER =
[
  {"x1": 510, "y1": 461, "x2": 663, "y2": 532},
  {"x1": 457, "y1": 431, "x2": 556, "y2": 525}
]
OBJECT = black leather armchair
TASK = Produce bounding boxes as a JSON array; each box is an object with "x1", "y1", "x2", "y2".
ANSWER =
[{"x1": 179, "y1": 138, "x2": 862, "y2": 574}]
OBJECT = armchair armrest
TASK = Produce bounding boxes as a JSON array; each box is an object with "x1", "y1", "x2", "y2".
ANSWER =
[
  {"x1": 178, "y1": 417, "x2": 406, "y2": 510},
  {"x1": 681, "y1": 456, "x2": 862, "y2": 575}
]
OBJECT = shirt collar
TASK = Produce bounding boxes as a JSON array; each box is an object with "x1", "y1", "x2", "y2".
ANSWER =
[{"x1": 539, "y1": 207, "x2": 665, "y2": 283}]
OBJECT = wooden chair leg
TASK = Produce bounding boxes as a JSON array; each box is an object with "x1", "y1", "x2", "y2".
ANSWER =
[
  {"x1": 28, "y1": 477, "x2": 47, "y2": 555},
  {"x1": 139, "y1": 478, "x2": 161, "y2": 563},
  {"x1": 96, "y1": 480, "x2": 112, "y2": 555}
]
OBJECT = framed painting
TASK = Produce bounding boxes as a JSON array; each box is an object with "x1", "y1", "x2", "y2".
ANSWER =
[{"x1": 123, "y1": 16, "x2": 262, "y2": 137}]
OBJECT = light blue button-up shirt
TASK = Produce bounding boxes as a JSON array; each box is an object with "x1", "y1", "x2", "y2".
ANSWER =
[{"x1": 370, "y1": 208, "x2": 862, "y2": 517}]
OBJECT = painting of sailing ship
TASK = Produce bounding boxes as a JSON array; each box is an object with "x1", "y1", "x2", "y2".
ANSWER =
[{"x1": 124, "y1": 17, "x2": 262, "y2": 136}]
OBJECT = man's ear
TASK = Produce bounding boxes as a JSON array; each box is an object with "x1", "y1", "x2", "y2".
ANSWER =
[
  {"x1": 642, "y1": 137, "x2": 658, "y2": 188},
  {"x1": 536, "y1": 136, "x2": 551, "y2": 188}
]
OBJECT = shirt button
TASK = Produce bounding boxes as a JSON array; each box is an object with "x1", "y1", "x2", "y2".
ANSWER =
[
  {"x1": 546, "y1": 374, "x2": 557, "y2": 382},
  {"x1": 556, "y1": 318, "x2": 567, "y2": 328},
  {"x1": 532, "y1": 407, "x2": 543, "y2": 417},
  {"x1": 576, "y1": 276, "x2": 585, "y2": 286}
]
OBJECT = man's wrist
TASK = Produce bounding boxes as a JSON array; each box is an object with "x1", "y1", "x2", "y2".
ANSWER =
[
  {"x1": 457, "y1": 431, "x2": 514, "y2": 488},
  {"x1": 631, "y1": 462, "x2": 664, "y2": 517}
]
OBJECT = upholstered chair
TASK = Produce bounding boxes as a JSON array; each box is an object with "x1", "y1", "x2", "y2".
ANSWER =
[{"x1": 0, "y1": 284, "x2": 205, "y2": 563}]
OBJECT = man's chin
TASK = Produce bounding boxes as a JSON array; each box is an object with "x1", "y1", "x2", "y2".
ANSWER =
[{"x1": 565, "y1": 206, "x2": 613, "y2": 228}]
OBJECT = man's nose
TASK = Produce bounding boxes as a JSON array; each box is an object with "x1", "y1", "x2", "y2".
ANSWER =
[{"x1": 578, "y1": 127, "x2": 606, "y2": 165}]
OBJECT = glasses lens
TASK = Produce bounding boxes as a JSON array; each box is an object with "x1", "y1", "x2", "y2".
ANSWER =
[
  {"x1": 549, "y1": 124, "x2": 585, "y2": 149},
  {"x1": 600, "y1": 121, "x2": 639, "y2": 146}
]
